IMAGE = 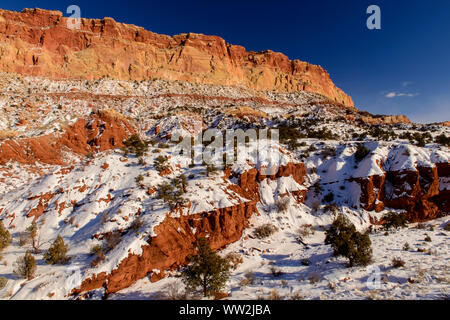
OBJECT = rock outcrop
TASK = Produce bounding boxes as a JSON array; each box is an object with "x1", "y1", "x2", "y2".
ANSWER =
[
  {"x1": 0, "y1": 8, "x2": 353, "y2": 107},
  {"x1": 0, "y1": 109, "x2": 134, "y2": 165},
  {"x1": 353, "y1": 163, "x2": 450, "y2": 222},
  {"x1": 74, "y1": 162, "x2": 307, "y2": 295}
]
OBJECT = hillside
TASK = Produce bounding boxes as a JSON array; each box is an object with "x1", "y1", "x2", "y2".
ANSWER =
[{"x1": 0, "y1": 8, "x2": 448, "y2": 301}]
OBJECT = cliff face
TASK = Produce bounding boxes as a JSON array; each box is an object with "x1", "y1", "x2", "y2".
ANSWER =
[
  {"x1": 0, "y1": 109, "x2": 135, "y2": 165},
  {"x1": 74, "y1": 163, "x2": 307, "y2": 295},
  {"x1": 353, "y1": 163, "x2": 450, "y2": 222},
  {"x1": 0, "y1": 8, "x2": 353, "y2": 107}
]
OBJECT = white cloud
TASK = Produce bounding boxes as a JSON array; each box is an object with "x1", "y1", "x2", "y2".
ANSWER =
[{"x1": 385, "y1": 92, "x2": 419, "y2": 98}]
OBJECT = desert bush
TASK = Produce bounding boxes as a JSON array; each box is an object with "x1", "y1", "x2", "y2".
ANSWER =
[
  {"x1": 424, "y1": 235, "x2": 432, "y2": 242},
  {"x1": 44, "y1": 235, "x2": 70, "y2": 265},
  {"x1": 129, "y1": 218, "x2": 144, "y2": 233},
  {"x1": 0, "y1": 221, "x2": 11, "y2": 251},
  {"x1": 123, "y1": 134, "x2": 149, "y2": 157},
  {"x1": 270, "y1": 266, "x2": 284, "y2": 278},
  {"x1": 311, "y1": 200, "x2": 320, "y2": 212},
  {"x1": 354, "y1": 144, "x2": 370, "y2": 162},
  {"x1": 435, "y1": 134, "x2": 450, "y2": 147},
  {"x1": 253, "y1": 223, "x2": 277, "y2": 239},
  {"x1": 164, "y1": 281, "x2": 190, "y2": 300},
  {"x1": 382, "y1": 212, "x2": 407, "y2": 230},
  {"x1": 0, "y1": 276, "x2": 7, "y2": 290},
  {"x1": 225, "y1": 252, "x2": 243, "y2": 270},
  {"x1": 103, "y1": 231, "x2": 122, "y2": 252},
  {"x1": 297, "y1": 224, "x2": 315, "y2": 239},
  {"x1": 240, "y1": 271, "x2": 256, "y2": 286},
  {"x1": 267, "y1": 290, "x2": 282, "y2": 300},
  {"x1": 325, "y1": 215, "x2": 372, "y2": 267},
  {"x1": 153, "y1": 155, "x2": 169, "y2": 173},
  {"x1": 135, "y1": 174, "x2": 144, "y2": 184},
  {"x1": 320, "y1": 147, "x2": 336, "y2": 158},
  {"x1": 14, "y1": 251, "x2": 36, "y2": 280},
  {"x1": 182, "y1": 238, "x2": 231, "y2": 297},
  {"x1": 156, "y1": 180, "x2": 184, "y2": 209},
  {"x1": 391, "y1": 257, "x2": 406, "y2": 268},
  {"x1": 444, "y1": 223, "x2": 450, "y2": 231},
  {"x1": 300, "y1": 258, "x2": 311, "y2": 266},
  {"x1": 403, "y1": 242, "x2": 410, "y2": 251},
  {"x1": 90, "y1": 244, "x2": 103, "y2": 256},
  {"x1": 275, "y1": 197, "x2": 290, "y2": 212}
]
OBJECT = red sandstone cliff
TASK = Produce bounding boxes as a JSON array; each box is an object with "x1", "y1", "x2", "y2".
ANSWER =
[
  {"x1": 0, "y1": 8, "x2": 353, "y2": 107},
  {"x1": 353, "y1": 162, "x2": 450, "y2": 222},
  {"x1": 74, "y1": 163, "x2": 307, "y2": 295},
  {"x1": 0, "y1": 109, "x2": 135, "y2": 165}
]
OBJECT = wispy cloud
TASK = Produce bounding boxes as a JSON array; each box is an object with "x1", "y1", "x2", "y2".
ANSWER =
[
  {"x1": 402, "y1": 81, "x2": 412, "y2": 87},
  {"x1": 385, "y1": 92, "x2": 419, "y2": 98}
]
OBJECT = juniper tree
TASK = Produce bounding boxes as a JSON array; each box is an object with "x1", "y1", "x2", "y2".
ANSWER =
[
  {"x1": 0, "y1": 220, "x2": 11, "y2": 251},
  {"x1": 325, "y1": 215, "x2": 372, "y2": 267},
  {"x1": 14, "y1": 250, "x2": 36, "y2": 280},
  {"x1": 181, "y1": 238, "x2": 231, "y2": 297},
  {"x1": 123, "y1": 134, "x2": 149, "y2": 157},
  {"x1": 44, "y1": 235, "x2": 70, "y2": 264}
]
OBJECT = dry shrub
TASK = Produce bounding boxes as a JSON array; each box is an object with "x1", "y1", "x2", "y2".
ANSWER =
[
  {"x1": 225, "y1": 252, "x2": 243, "y2": 270},
  {"x1": 253, "y1": 223, "x2": 278, "y2": 239}
]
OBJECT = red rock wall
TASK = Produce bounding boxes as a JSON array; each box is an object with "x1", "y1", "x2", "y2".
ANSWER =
[
  {"x1": 0, "y1": 110, "x2": 135, "y2": 165},
  {"x1": 353, "y1": 163, "x2": 450, "y2": 222},
  {"x1": 74, "y1": 163, "x2": 307, "y2": 295},
  {"x1": 0, "y1": 8, "x2": 353, "y2": 107}
]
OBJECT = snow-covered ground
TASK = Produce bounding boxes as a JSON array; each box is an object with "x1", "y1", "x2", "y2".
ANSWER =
[{"x1": 110, "y1": 216, "x2": 449, "y2": 300}]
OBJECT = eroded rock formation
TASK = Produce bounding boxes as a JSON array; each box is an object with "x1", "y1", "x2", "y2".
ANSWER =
[
  {"x1": 0, "y1": 109, "x2": 135, "y2": 165},
  {"x1": 0, "y1": 8, "x2": 353, "y2": 107},
  {"x1": 353, "y1": 162, "x2": 450, "y2": 222},
  {"x1": 74, "y1": 162, "x2": 307, "y2": 294}
]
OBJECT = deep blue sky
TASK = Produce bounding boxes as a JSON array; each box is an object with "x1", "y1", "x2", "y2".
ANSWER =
[{"x1": 2, "y1": 0, "x2": 450, "y2": 123}]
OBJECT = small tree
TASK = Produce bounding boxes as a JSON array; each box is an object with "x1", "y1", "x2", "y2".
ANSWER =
[
  {"x1": 153, "y1": 155, "x2": 169, "y2": 173},
  {"x1": 325, "y1": 215, "x2": 372, "y2": 267},
  {"x1": 354, "y1": 144, "x2": 370, "y2": 162},
  {"x1": 182, "y1": 238, "x2": 231, "y2": 297},
  {"x1": 0, "y1": 221, "x2": 11, "y2": 251},
  {"x1": 123, "y1": 134, "x2": 148, "y2": 157},
  {"x1": 14, "y1": 251, "x2": 36, "y2": 280},
  {"x1": 44, "y1": 235, "x2": 70, "y2": 264},
  {"x1": 382, "y1": 212, "x2": 407, "y2": 230},
  {"x1": 26, "y1": 223, "x2": 40, "y2": 253}
]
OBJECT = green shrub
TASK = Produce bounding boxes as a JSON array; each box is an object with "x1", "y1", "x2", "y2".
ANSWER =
[
  {"x1": 44, "y1": 235, "x2": 70, "y2": 264},
  {"x1": 354, "y1": 144, "x2": 370, "y2": 162},
  {"x1": 123, "y1": 134, "x2": 149, "y2": 157},
  {"x1": 435, "y1": 134, "x2": 450, "y2": 146},
  {"x1": 444, "y1": 223, "x2": 450, "y2": 231},
  {"x1": 325, "y1": 215, "x2": 372, "y2": 267},
  {"x1": 14, "y1": 251, "x2": 36, "y2": 280},
  {"x1": 391, "y1": 257, "x2": 405, "y2": 268},
  {"x1": 382, "y1": 212, "x2": 407, "y2": 230},
  {"x1": 0, "y1": 221, "x2": 11, "y2": 251},
  {"x1": 424, "y1": 235, "x2": 432, "y2": 242},
  {"x1": 182, "y1": 238, "x2": 231, "y2": 297},
  {"x1": 153, "y1": 155, "x2": 169, "y2": 173}
]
